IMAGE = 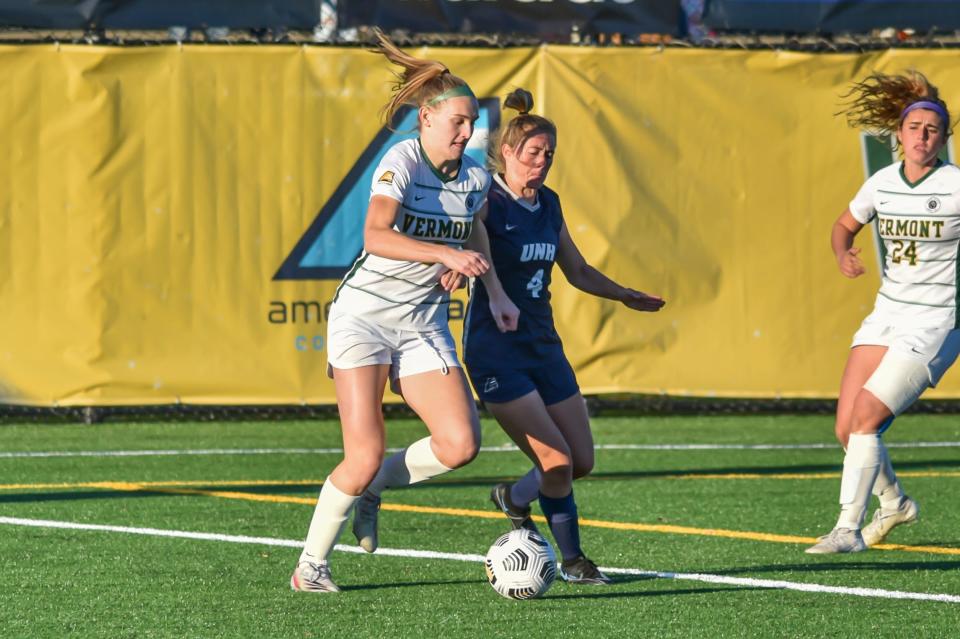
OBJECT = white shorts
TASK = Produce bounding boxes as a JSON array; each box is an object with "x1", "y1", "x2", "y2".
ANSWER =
[
  {"x1": 326, "y1": 308, "x2": 460, "y2": 382},
  {"x1": 852, "y1": 316, "x2": 960, "y2": 414}
]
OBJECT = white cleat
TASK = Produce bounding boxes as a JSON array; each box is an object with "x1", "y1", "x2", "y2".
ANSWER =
[
  {"x1": 290, "y1": 560, "x2": 340, "y2": 593},
  {"x1": 805, "y1": 527, "x2": 867, "y2": 554},
  {"x1": 862, "y1": 496, "x2": 919, "y2": 546},
  {"x1": 352, "y1": 491, "x2": 381, "y2": 553}
]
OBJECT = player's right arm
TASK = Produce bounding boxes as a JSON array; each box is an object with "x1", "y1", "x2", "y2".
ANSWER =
[
  {"x1": 363, "y1": 194, "x2": 489, "y2": 277},
  {"x1": 463, "y1": 203, "x2": 520, "y2": 332},
  {"x1": 831, "y1": 207, "x2": 866, "y2": 278}
]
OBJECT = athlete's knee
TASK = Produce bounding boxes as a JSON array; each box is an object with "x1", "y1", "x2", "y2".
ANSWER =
[
  {"x1": 540, "y1": 463, "x2": 573, "y2": 493},
  {"x1": 849, "y1": 411, "x2": 883, "y2": 435},
  {"x1": 571, "y1": 449, "x2": 594, "y2": 479},
  {"x1": 342, "y1": 450, "x2": 384, "y2": 486},
  {"x1": 834, "y1": 420, "x2": 851, "y2": 447},
  {"x1": 431, "y1": 428, "x2": 480, "y2": 469},
  {"x1": 849, "y1": 392, "x2": 890, "y2": 434}
]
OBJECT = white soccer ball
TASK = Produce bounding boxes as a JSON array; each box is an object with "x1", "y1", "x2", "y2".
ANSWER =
[{"x1": 484, "y1": 528, "x2": 557, "y2": 600}]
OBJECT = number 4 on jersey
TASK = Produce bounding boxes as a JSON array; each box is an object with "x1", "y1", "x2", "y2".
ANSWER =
[{"x1": 527, "y1": 268, "x2": 544, "y2": 298}]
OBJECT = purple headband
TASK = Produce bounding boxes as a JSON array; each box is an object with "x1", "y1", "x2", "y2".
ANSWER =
[{"x1": 901, "y1": 100, "x2": 949, "y2": 123}]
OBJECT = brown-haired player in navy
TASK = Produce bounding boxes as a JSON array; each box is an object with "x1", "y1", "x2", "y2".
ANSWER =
[{"x1": 463, "y1": 89, "x2": 665, "y2": 583}]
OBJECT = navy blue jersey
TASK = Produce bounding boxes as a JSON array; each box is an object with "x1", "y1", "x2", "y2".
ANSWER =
[{"x1": 464, "y1": 175, "x2": 567, "y2": 369}]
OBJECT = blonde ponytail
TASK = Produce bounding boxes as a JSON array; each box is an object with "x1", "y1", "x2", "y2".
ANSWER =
[{"x1": 372, "y1": 28, "x2": 474, "y2": 127}]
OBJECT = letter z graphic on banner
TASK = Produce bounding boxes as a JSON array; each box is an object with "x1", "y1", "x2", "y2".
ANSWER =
[{"x1": 274, "y1": 98, "x2": 500, "y2": 280}]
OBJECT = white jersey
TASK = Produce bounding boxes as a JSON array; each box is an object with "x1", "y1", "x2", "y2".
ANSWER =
[
  {"x1": 849, "y1": 161, "x2": 960, "y2": 329},
  {"x1": 333, "y1": 138, "x2": 491, "y2": 329}
]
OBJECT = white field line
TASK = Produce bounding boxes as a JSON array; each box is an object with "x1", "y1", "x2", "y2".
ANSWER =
[
  {"x1": 1, "y1": 516, "x2": 958, "y2": 604},
  {"x1": 3, "y1": 441, "x2": 960, "y2": 459}
]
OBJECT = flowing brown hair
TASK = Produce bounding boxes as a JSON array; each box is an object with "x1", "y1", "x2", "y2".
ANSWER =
[
  {"x1": 488, "y1": 88, "x2": 558, "y2": 175},
  {"x1": 839, "y1": 70, "x2": 952, "y2": 138},
  {"x1": 371, "y1": 28, "x2": 473, "y2": 127}
]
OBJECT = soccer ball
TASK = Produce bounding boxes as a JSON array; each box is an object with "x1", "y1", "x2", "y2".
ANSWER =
[{"x1": 484, "y1": 528, "x2": 557, "y2": 600}]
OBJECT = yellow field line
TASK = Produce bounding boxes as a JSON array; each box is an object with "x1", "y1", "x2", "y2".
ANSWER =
[
  {"x1": 369, "y1": 503, "x2": 960, "y2": 555},
  {"x1": 10, "y1": 470, "x2": 960, "y2": 492},
  {"x1": 4, "y1": 478, "x2": 960, "y2": 556},
  {"x1": 153, "y1": 487, "x2": 317, "y2": 505},
  {"x1": 64, "y1": 482, "x2": 955, "y2": 558}
]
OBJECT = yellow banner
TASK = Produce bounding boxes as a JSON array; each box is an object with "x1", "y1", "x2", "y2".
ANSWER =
[{"x1": 0, "y1": 45, "x2": 957, "y2": 405}]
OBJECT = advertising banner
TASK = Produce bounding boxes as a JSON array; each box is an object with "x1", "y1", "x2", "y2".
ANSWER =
[{"x1": 2, "y1": 45, "x2": 960, "y2": 404}]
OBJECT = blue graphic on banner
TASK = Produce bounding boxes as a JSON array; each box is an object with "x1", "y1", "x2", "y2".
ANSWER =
[{"x1": 274, "y1": 97, "x2": 499, "y2": 280}]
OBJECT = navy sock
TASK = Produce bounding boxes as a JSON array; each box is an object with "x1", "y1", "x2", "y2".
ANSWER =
[{"x1": 538, "y1": 491, "x2": 583, "y2": 562}]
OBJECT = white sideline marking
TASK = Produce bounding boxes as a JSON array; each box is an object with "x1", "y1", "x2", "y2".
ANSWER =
[
  {"x1": 1, "y1": 516, "x2": 958, "y2": 604},
  {"x1": 4, "y1": 441, "x2": 960, "y2": 459},
  {"x1": 0, "y1": 448, "x2": 349, "y2": 459}
]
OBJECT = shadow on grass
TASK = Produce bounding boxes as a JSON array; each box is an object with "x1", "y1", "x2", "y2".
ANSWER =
[
  {"x1": 540, "y1": 585, "x2": 764, "y2": 601},
  {"x1": 410, "y1": 457, "x2": 960, "y2": 489},
  {"x1": 4, "y1": 455, "x2": 959, "y2": 504},
  {"x1": 344, "y1": 579, "x2": 754, "y2": 600},
  {"x1": 343, "y1": 578, "x2": 483, "y2": 592}
]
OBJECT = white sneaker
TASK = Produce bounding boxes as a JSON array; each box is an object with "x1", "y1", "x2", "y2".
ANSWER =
[
  {"x1": 805, "y1": 527, "x2": 867, "y2": 554},
  {"x1": 352, "y1": 491, "x2": 381, "y2": 553},
  {"x1": 290, "y1": 560, "x2": 339, "y2": 593},
  {"x1": 862, "y1": 496, "x2": 919, "y2": 546}
]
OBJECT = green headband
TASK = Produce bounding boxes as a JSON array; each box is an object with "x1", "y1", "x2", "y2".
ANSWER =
[{"x1": 425, "y1": 84, "x2": 476, "y2": 106}]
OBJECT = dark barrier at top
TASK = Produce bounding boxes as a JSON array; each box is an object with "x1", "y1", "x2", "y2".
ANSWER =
[
  {"x1": 705, "y1": 0, "x2": 960, "y2": 33},
  {"x1": 338, "y1": 0, "x2": 683, "y2": 38},
  {"x1": 0, "y1": 0, "x2": 321, "y2": 29},
  {"x1": 0, "y1": 0, "x2": 681, "y2": 35}
]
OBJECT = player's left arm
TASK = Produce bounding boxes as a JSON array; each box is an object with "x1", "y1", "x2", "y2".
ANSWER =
[{"x1": 556, "y1": 221, "x2": 665, "y2": 312}]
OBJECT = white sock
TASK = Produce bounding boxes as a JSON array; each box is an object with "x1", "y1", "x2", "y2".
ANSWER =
[
  {"x1": 300, "y1": 479, "x2": 358, "y2": 563},
  {"x1": 365, "y1": 436, "x2": 453, "y2": 497},
  {"x1": 871, "y1": 441, "x2": 905, "y2": 511},
  {"x1": 510, "y1": 468, "x2": 541, "y2": 508},
  {"x1": 835, "y1": 433, "x2": 882, "y2": 530}
]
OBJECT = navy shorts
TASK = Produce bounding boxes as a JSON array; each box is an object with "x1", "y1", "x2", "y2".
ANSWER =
[{"x1": 467, "y1": 359, "x2": 580, "y2": 406}]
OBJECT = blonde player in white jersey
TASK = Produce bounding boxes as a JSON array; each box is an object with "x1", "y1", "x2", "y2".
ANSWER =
[
  {"x1": 808, "y1": 70, "x2": 960, "y2": 554},
  {"x1": 290, "y1": 31, "x2": 519, "y2": 591}
]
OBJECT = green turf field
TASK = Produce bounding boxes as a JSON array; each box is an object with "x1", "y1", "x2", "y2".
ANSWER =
[{"x1": 2, "y1": 414, "x2": 960, "y2": 638}]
